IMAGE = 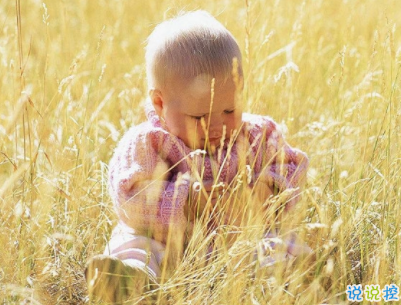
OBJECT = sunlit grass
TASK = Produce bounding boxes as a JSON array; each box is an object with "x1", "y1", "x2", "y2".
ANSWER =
[{"x1": 1, "y1": 0, "x2": 400, "y2": 304}]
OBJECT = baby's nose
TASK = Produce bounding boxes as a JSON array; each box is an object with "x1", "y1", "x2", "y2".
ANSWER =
[{"x1": 208, "y1": 118, "x2": 224, "y2": 137}]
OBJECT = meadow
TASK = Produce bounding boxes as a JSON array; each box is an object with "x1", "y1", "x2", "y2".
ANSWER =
[{"x1": 1, "y1": 0, "x2": 400, "y2": 304}]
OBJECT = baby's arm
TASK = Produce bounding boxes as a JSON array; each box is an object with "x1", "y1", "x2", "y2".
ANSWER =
[
  {"x1": 248, "y1": 115, "x2": 309, "y2": 211},
  {"x1": 108, "y1": 126, "x2": 190, "y2": 239},
  {"x1": 247, "y1": 116, "x2": 312, "y2": 258}
]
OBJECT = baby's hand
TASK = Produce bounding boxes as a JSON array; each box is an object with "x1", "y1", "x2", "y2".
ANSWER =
[
  {"x1": 249, "y1": 180, "x2": 287, "y2": 221},
  {"x1": 249, "y1": 180, "x2": 274, "y2": 205}
]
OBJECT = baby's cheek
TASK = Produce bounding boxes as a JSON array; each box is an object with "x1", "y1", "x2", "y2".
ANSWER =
[
  {"x1": 227, "y1": 116, "x2": 241, "y2": 136},
  {"x1": 185, "y1": 120, "x2": 202, "y2": 146},
  {"x1": 191, "y1": 120, "x2": 204, "y2": 137}
]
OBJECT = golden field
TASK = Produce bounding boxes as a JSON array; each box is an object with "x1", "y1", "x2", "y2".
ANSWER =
[{"x1": 1, "y1": 0, "x2": 400, "y2": 304}]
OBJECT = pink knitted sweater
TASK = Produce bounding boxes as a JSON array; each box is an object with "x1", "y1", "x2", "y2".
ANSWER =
[{"x1": 109, "y1": 102, "x2": 308, "y2": 239}]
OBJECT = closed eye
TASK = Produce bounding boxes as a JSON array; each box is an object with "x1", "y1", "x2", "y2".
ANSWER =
[
  {"x1": 191, "y1": 115, "x2": 205, "y2": 120},
  {"x1": 224, "y1": 109, "x2": 235, "y2": 114}
]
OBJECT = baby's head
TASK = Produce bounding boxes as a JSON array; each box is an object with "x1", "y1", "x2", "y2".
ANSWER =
[{"x1": 146, "y1": 10, "x2": 243, "y2": 150}]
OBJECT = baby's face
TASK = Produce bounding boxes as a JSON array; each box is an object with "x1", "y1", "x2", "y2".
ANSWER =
[{"x1": 161, "y1": 75, "x2": 243, "y2": 150}]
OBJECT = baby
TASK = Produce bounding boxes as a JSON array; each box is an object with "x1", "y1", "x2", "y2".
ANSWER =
[{"x1": 85, "y1": 10, "x2": 310, "y2": 303}]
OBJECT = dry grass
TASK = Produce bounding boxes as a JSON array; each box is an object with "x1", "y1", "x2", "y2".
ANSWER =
[{"x1": 1, "y1": 0, "x2": 400, "y2": 304}]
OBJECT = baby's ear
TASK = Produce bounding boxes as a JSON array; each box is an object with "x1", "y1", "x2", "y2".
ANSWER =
[{"x1": 149, "y1": 88, "x2": 164, "y2": 117}]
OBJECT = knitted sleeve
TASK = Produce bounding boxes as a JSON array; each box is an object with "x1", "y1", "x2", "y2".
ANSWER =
[
  {"x1": 245, "y1": 114, "x2": 309, "y2": 210},
  {"x1": 108, "y1": 124, "x2": 190, "y2": 234}
]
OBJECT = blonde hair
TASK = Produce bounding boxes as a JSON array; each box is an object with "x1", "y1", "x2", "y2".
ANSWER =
[{"x1": 145, "y1": 10, "x2": 242, "y2": 89}]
